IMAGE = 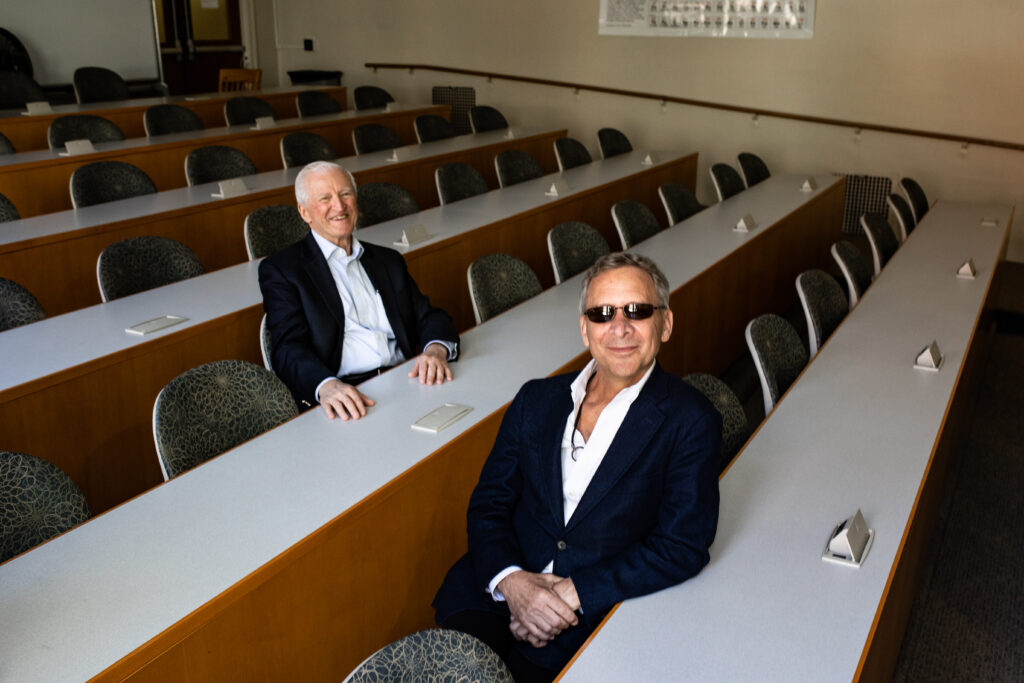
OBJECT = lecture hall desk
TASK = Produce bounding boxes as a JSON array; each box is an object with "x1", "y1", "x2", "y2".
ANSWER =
[
  {"x1": 561, "y1": 200, "x2": 1013, "y2": 683},
  {"x1": 0, "y1": 102, "x2": 447, "y2": 217},
  {"x1": 0, "y1": 84, "x2": 347, "y2": 152},
  {"x1": 0, "y1": 126, "x2": 565, "y2": 316},
  {"x1": 0, "y1": 173, "x2": 844, "y2": 683},
  {"x1": 0, "y1": 150, "x2": 699, "y2": 514}
]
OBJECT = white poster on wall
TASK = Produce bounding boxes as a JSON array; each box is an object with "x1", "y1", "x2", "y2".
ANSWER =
[{"x1": 599, "y1": 0, "x2": 814, "y2": 39}]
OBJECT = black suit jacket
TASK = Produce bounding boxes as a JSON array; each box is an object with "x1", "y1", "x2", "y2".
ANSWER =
[
  {"x1": 433, "y1": 363, "x2": 721, "y2": 671},
  {"x1": 258, "y1": 233, "x2": 459, "y2": 408}
]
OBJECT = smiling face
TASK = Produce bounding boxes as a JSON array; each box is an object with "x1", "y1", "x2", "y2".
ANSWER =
[
  {"x1": 580, "y1": 265, "x2": 673, "y2": 390},
  {"x1": 297, "y1": 166, "x2": 359, "y2": 252}
]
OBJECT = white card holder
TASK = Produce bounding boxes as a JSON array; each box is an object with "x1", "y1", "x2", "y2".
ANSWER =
[
  {"x1": 504, "y1": 128, "x2": 515, "y2": 139},
  {"x1": 800, "y1": 178, "x2": 818, "y2": 192},
  {"x1": 23, "y1": 100, "x2": 53, "y2": 115},
  {"x1": 734, "y1": 214, "x2": 756, "y2": 232},
  {"x1": 980, "y1": 217, "x2": 999, "y2": 227},
  {"x1": 125, "y1": 315, "x2": 188, "y2": 336},
  {"x1": 411, "y1": 403, "x2": 472, "y2": 433},
  {"x1": 956, "y1": 258, "x2": 977, "y2": 279},
  {"x1": 385, "y1": 148, "x2": 401, "y2": 163},
  {"x1": 914, "y1": 341, "x2": 943, "y2": 371},
  {"x1": 212, "y1": 178, "x2": 249, "y2": 199},
  {"x1": 250, "y1": 116, "x2": 276, "y2": 130},
  {"x1": 822, "y1": 509, "x2": 874, "y2": 568},
  {"x1": 393, "y1": 224, "x2": 429, "y2": 247},
  {"x1": 640, "y1": 152, "x2": 659, "y2": 166},
  {"x1": 544, "y1": 179, "x2": 570, "y2": 197},
  {"x1": 59, "y1": 139, "x2": 96, "y2": 156}
]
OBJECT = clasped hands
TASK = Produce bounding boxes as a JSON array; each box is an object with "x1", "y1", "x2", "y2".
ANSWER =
[
  {"x1": 319, "y1": 343, "x2": 452, "y2": 420},
  {"x1": 498, "y1": 570, "x2": 580, "y2": 648}
]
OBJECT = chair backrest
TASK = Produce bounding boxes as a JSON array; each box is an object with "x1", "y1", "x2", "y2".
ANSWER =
[
  {"x1": 73, "y1": 66, "x2": 130, "y2": 104},
  {"x1": 414, "y1": 114, "x2": 457, "y2": 143},
  {"x1": 97, "y1": 235, "x2": 205, "y2": 301},
  {"x1": 0, "y1": 191, "x2": 20, "y2": 222},
  {"x1": 796, "y1": 269, "x2": 848, "y2": 357},
  {"x1": 244, "y1": 204, "x2": 310, "y2": 259},
  {"x1": 0, "y1": 70, "x2": 44, "y2": 109},
  {"x1": 467, "y1": 253, "x2": 542, "y2": 324},
  {"x1": 259, "y1": 314, "x2": 273, "y2": 370},
  {"x1": 658, "y1": 181, "x2": 705, "y2": 225},
  {"x1": 597, "y1": 127, "x2": 633, "y2": 159},
  {"x1": 352, "y1": 123, "x2": 402, "y2": 155},
  {"x1": 353, "y1": 85, "x2": 394, "y2": 111},
  {"x1": 153, "y1": 359, "x2": 298, "y2": 479},
  {"x1": 900, "y1": 177, "x2": 929, "y2": 224},
  {"x1": 547, "y1": 221, "x2": 611, "y2": 284},
  {"x1": 185, "y1": 145, "x2": 257, "y2": 186},
  {"x1": 295, "y1": 90, "x2": 342, "y2": 117},
  {"x1": 48, "y1": 114, "x2": 125, "y2": 151},
  {"x1": 0, "y1": 277, "x2": 46, "y2": 331},
  {"x1": 469, "y1": 105, "x2": 508, "y2": 133},
  {"x1": 69, "y1": 161, "x2": 157, "y2": 208},
  {"x1": 745, "y1": 313, "x2": 808, "y2": 416},
  {"x1": 554, "y1": 136, "x2": 592, "y2": 171},
  {"x1": 611, "y1": 199, "x2": 662, "y2": 249},
  {"x1": 737, "y1": 152, "x2": 771, "y2": 187},
  {"x1": 830, "y1": 240, "x2": 873, "y2": 309},
  {"x1": 342, "y1": 629, "x2": 513, "y2": 683},
  {"x1": 860, "y1": 213, "x2": 899, "y2": 276},
  {"x1": 494, "y1": 149, "x2": 543, "y2": 188},
  {"x1": 0, "y1": 130, "x2": 13, "y2": 155},
  {"x1": 709, "y1": 163, "x2": 746, "y2": 202},
  {"x1": 435, "y1": 162, "x2": 488, "y2": 205},
  {"x1": 280, "y1": 131, "x2": 337, "y2": 168},
  {"x1": 143, "y1": 104, "x2": 204, "y2": 137},
  {"x1": 356, "y1": 182, "x2": 419, "y2": 228},
  {"x1": 218, "y1": 68, "x2": 262, "y2": 93},
  {"x1": 887, "y1": 193, "x2": 916, "y2": 242},
  {"x1": 0, "y1": 450, "x2": 90, "y2": 563},
  {"x1": 223, "y1": 96, "x2": 275, "y2": 126},
  {"x1": 682, "y1": 373, "x2": 749, "y2": 472}
]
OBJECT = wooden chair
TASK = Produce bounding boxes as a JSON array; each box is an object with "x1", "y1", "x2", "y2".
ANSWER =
[{"x1": 218, "y1": 68, "x2": 262, "y2": 92}]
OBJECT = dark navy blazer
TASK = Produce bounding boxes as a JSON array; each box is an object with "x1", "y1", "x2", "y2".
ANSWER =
[
  {"x1": 258, "y1": 233, "x2": 459, "y2": 408},
  {"x1": 434, "y1": 363, "x2": 721, "y2": 671}
]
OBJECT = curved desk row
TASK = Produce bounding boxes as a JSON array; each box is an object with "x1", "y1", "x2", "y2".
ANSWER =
[
  {"x1": 561, "y1": 200, "x2": 1013, "y2": 682},
  {"x1": 0, "y1": 150, "x2": 699, "y2": 513},
  {"x1": 0, "y1": 85, "x2": 347, "y2": 152},
  {"x1": 0, "y1": 173, "x2": 844, "y2": 682},
  {"x1": 0, "y1": 103, "x2": 445, "y2": 218},
  {"x1": 0, "y1": 126, "x2": 564, "y2": 316}
]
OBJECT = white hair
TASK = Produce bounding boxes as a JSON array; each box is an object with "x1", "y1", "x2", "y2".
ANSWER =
[{"x1": 294, "y1": 161, "x2": 357, "y2": 206}]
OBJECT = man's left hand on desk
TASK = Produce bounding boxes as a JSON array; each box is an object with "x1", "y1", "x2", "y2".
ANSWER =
[{"x1": 409, "y1": 343, "x2": 453, "y2": 385}]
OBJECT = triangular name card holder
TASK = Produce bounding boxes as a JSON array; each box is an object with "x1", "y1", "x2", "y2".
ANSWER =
[
  {"x1": 251, "y1": 116, "x2": 276, "y2": 130},
  {"x1": 212, "y1": 177, "x2": 249, "y2": 199},
  {"x1": 822, "y1": 509, "x2": 874, "y2": 568},
  {"x1": 385, "y1": 149, "x2": 401, "y2": 163},
  {"x1": 956, "y1": 258, "x2": 977, "y2": 279},
  {"x1": 23, "y1": 100, "x2": 53, "y2": 115},
  {"x1": 641, "y1": 152, "x2": 660, "y2": 166},
  {"x1": 60, "y1": 139, "x2": 96, "y2": 156},
  {"x1": 734, "y1": 214, "x2": 756, "y2": 232},
  {"x1": 800, "y1": 178, "x2": 818, "y2": 192},
  {"x1": 545, "y1": 179, "x2": 570, "y2": 197},
  {"x1": 393, "y1": 224, "x2": 429, "y2": 248},
  {"x1": 503, "y1": 128, "x2": 515, "y2": 140},
  {"x1": 980, "y1": 217, "x2": 1000, "y2": 227},
  {"x1": 914, "y1": 341, "x2": 943, "y2": 371}
]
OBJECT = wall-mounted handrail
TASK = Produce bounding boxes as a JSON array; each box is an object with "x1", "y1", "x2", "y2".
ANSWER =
[{"x1": 365, "y1": 62, "x2": 1023, "y2": 153}]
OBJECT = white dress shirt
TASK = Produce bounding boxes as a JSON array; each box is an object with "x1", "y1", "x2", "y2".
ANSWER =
[{"x1": 488, "y1": 359, "x2": 657, "y2": 600}]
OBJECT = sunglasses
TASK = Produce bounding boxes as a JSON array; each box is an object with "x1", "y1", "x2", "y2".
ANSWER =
[{"x1": 584, "y1": 303, "x2": 667, "y2": 323}]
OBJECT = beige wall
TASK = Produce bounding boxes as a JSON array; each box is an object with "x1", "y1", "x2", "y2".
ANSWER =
[{"x1": 260, "y1": 0, "x2": 1024, "y2": 259}]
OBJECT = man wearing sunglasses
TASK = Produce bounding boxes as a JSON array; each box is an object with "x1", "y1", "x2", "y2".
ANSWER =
[{"x1": 434, "y1": 252, "x2": 720, "y2": 682}]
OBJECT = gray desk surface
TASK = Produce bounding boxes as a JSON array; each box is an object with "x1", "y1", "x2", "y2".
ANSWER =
[
  {"x1": 0, "y1": 84, "x2": 338, "y2": 120},
  {"x1": 0, "y1": 172, "x2": 840, "y2": 682},
  {"x1": 561, "y1": 200, "x2": 1012, "y2": 682},
  {"x1": 0, "y1": 125, "x2": 558, "y2": 248},
  {"x1": 0, "y1": 149, "x2": 688, "y2": 393}
]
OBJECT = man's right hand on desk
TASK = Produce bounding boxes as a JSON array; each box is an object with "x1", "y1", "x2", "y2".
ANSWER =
[
  {"x1": 498, "y1": 570, "x2": 578, "y2": 648},
  {"x1": 319, "y1": 379, "x2": 375, "y2": 421}
]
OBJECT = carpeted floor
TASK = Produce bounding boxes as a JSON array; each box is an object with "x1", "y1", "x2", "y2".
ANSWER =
[{"x1": 892, "y1": 305, "x2": 1024, "y2": 681}]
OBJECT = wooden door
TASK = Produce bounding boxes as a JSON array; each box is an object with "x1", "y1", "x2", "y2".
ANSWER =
[{"x1": 157, "y1": 0, "x2": 246, "y2": 95}]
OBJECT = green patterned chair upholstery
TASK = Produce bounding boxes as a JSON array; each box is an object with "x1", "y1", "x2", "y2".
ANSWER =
[
  {"x1": 353, "y1": 85, "x2": 394, "y2": 111},
  {"x1": 435, "y1": 162, "x2": 488, "y2": 205},
  {"x1": 356, "y1": 182, "x2": 419, "y2": 228},
  {"x1": 611, "y1": 199, "x2": 662, "y2": 249},
  {"x1": 658, "y1": 181, "x2": 705, "y2": 225},
  {"x1": 796, "y1": 269, "x2": 848, "y2": 357},
  {"x1": 554, "y1": 136, "x2": 592, "y2": 171},
  {"x1": 185, "y1": 145, "x2": 257, "y2": 186},
  {"x1": 69, "y1": 161, "x2": 157, "y2": 209},
  {"x1": 280, "y1": 132, "x2": 337, "y2": 168},
  {"x1": 153, "y1": 360, "x2": 298, "y2": 479},
  {"x1": 244, "y1": 205, "x2": 309, "y2": 260},
  {"x1": 745, "y1": 313, "x2": 808, "y2": 416},
  {"x1": 683, "y1": 373, "x2": 749, "y2": 472},
  {"x1": 414, "y1": 114, "x2": 457, "y2": 143},
  {"x1": 143, "y1": 104, "x2": 204, "y2": 137},
  {"x1": 223, "y1": 96, "x2": 276, "y2": 126},
  {"x1": 468, "y1": 253, "x2": 542, "y2": 324},
  {"x1": 296, "y1": 90, "x2": 342, "y2": 118},
  {"x1": 0, "y1": 277, "x2": 46, "y2": 331},
  {"x1": 860, "y1": 213, "x2": 899, "y2": 276},
  {"x1": 97, "y1": 235, "x2": 205, "y2": 301},
  {"x1": 547, "y1": 221, "x2": 611, "y2": 284},
  {"x1": 47, "y1": 114, "x2": 125, "y2": 152},
  {"x1": 597, "y1": 127, "x2": 633, "y2": 159},
  {"x1": 468, "y1": 105, "x2": 508, "y2": 133},
  {"x1": 0, "y1": 191, "x2": 20, "y2": 222},
  {"x1": 343, "y1": 629, "x2": 513, "y2": 683},
  {"x1": 1, "y1": 450, "x2": 90, "y2": 563},
  {"x1": 738, "y1": 152, "x2": 771, "y2": 187},
  {"x1": 72, "y1": 66, "x2": 130, "y2": 104},
  {"x1": 709, "y1": 162, "x2": 745, "y2": 202},
  {"x1": 494, "y1": 149, "x2": 543, "y2": 188},
  {"x1": 830, "y1": 240, "x2": 873, "y2": 309}
]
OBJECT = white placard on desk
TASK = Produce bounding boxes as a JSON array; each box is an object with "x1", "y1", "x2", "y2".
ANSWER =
[
  {"x1": 126, "y1": 315, "x2": 188, "y2": 336},
  {"x1": 385, "y1": 148, "x2": 402, "y2": 163},
  {"x1": 59, "y1": 139, "x2": 97, "y2": 156},
  {"x1": 411, "y1": 403, "x2": 472, "y2": 433},
  {"x1": 800, "y1": 178, "x2": 818, "y2": 192},
  {"x1": 504, "y1": 128, "x2": 515, "y2": 139},
  {"x1": 914, "y1": 341, "x2": 943, "y2": 371},
  {"x1": 734, "y1": 214, "x2": 756, "y2": 232},
  {"x1": 980, "y1": 217, "x2": 1000, "y2": 227},
  {"x1": 251, "y1": 116, "x2": 276, "y2": 130},
  {"x1": 545, "y1": 179, "x2": 570, "y2": 197},
  {"x1": 212, "y1": 178, "x2": 249, "y2": 199},
  {"x1": 956, "y1": 258, "x2": 977, "y2": 279},
  {"x1": 393, "y1": 224, "x2": 429, "y2": 247},
  {"x1": 822, "y1": 509, "x2": 874, "y2": 568},
  {"x1": 23, "y1": 100, "x2": 53, "y2": 115},
  {"x1": 641, "y1": 152, "x2": 659, "y2": 166}
]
